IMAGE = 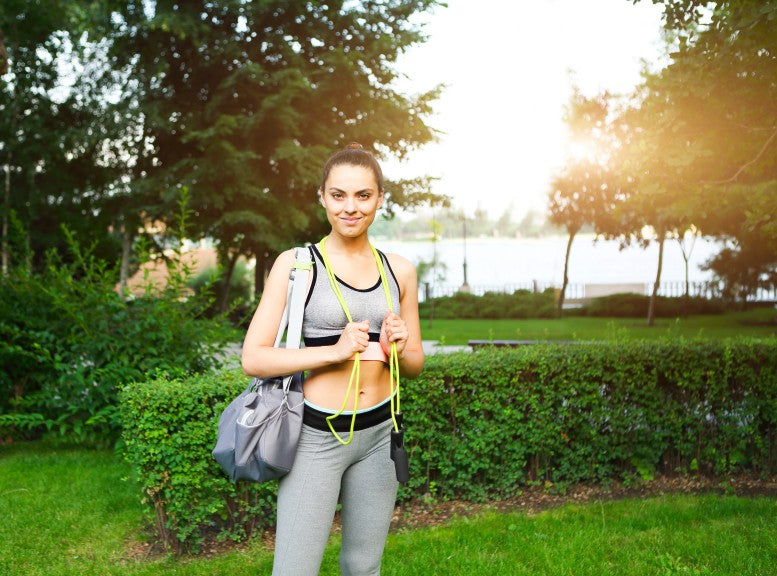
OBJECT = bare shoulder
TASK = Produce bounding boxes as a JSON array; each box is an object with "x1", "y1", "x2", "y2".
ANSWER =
[
  {"x1": 384, "y1": 252, "x2": 417, "y2": 282},
  {"x1": 273, "y1": 248, "x2": 298, "y2": 268},
  {"x1": 265, "y1": 248, "x2": 299, "y2": 284}
]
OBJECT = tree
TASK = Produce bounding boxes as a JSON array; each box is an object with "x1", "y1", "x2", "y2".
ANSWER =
[
  {"x1": 608, "y1": 85, "x2": 700, "y2": 325},
  {"x1": 549, "y1": 90, "x2": 621, "y2": 314},
  {"x1": 675, "y1": 225, "x2": 699, "y2": 306},
  {"x1": 89, "y1": 0, "x2": 446, "y2": 302},
  {"x1": 1, "y1": 2, "x2": 123, "y2": 274},
  {"x1": 698, "y1": 183, "x2": 776, "y2": 304},
  {"x1": 629, "y1": 0, "x2": 777, "y2": 303},
  {"x1": 549, "y1": 161, "x2": 618, "y2": 313}
]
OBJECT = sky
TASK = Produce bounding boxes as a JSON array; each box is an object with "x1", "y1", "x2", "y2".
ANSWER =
[{"x1": 383, "y1": 0, "x2": 668, "y2": 220}]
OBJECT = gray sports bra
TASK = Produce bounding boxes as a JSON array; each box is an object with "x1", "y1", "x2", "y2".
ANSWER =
[{"x1": 302, "y1": 244, "x2": 401, "y2": 348}]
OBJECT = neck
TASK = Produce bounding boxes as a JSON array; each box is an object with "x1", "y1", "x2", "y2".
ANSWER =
[{"x1": 323, "y1": 232, "x2": 372, "y2": 255}]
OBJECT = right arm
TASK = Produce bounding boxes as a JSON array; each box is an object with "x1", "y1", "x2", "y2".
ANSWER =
[{"x1": 241, "y1": 249, "x2": 369, "y2": 378}]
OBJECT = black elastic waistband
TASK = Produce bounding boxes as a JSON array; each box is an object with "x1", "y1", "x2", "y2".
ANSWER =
[
  {"x1": 303, "y1": 400, "x2": 393, "y2": 432},
  {"x1": 304, "y1": 332, "x2": 381, "y2": 348}
]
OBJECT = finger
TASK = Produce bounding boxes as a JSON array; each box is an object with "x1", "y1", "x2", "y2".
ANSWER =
[
  {"x1": 351, "y1": 334, "x2": 367, "y2": 350},
  {"x1": 390, "y1": 332, "x2": 407, "y2": 343}
]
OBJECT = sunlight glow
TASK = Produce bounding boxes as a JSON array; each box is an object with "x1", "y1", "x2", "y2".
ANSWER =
[{"x1": 385, "y1": 0, "x2": 666, "y2": 219}]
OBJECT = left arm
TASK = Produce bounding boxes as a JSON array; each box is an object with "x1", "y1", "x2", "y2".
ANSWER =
[{"x1": 382, "y1": 254, "x2": 424, "y2": 378}]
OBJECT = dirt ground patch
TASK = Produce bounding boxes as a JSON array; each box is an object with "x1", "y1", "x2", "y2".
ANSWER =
[
  {"x1": 389, "y1": 474, "x2": 777, "y2": 532},
  {"x1": 126, "y1": 474, "x2": 777, "y2": 559}
]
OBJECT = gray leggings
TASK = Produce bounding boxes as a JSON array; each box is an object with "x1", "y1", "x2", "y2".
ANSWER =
[{"x1": 272, "y1": 420, "x2": 399, "y2": 576}]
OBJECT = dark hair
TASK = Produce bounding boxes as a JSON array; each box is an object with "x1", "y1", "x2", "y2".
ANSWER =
[{"x1": 320, "y1": 142, "x2": 384, "y2": 192}]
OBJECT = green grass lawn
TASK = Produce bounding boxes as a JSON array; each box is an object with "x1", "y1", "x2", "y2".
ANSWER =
[
  {"x1": 2, "y1": 442, "x2": 776, "y2": 575},
  {"x1": 420, "y1": 308, "x2": 777, "y2": 345}
]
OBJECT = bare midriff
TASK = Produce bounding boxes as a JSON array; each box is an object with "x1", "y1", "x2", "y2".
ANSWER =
[{"x1": 304, "y1": 359, "x2": 392, "y2": 411}]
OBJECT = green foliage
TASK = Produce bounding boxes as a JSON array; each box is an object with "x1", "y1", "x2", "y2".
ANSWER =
[
  {"x1": 119, "y1": 338, "x2": 776, "y2": 551},
  {"x1": 119, "y1": 370, "x2": 277, "y2": 554},
  {"x1": 3, "y1": 1, "x2": 447, "y2": 294},
  {"x1": 401, "y1": 339, "x2": 777, "y2": 501},
  {"x1": 580, "y1": 293, "x2": 725, "y2": 317},
  {"x1": 419, "y1": 289, "x2": 558, "y2": 319},
  {"x1": 1, "y1": 1, "x2": 123, "y2": 269},
  {"x1": 609, "y1": 0, "x2": 777, "y2": 305},
  {"x1": 0, "y1": 230, "x2": 236, "y2": 445},
  {"x1": 79, "y1": 0, "x2": 447, "y2": 281},
  {"x1": 188, "y1": 257, "x2": 253, "y2": 320},
  {"x1": 702, "y1": 238, "x2": 776, "y2": 305}
]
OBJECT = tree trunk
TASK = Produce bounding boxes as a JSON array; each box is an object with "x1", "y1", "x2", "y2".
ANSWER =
[
  {"x1": 0, "y1": 29, "x2": 7, "y2": 75},
  {"x1": 683, "y1": 246, "x2": 690, "y2": 317},
  {"x1": 558, "y1": 229, "x2": 577, "y2": 315},
  {"x1": 2, "y1": 157, "x2": 9, "y2": 276},
  {"x1": 253, "y1": 250, "x2": 267, "y2": 300},
  {"x1": 2, "y1": 50, "x2": 15, "y2": 276},
  {"x1": 676, "y1": 231, "x2": 696, "y2": 318},
  {"x1": 119, "y1": 220, "x2": 132, "y2": 300},
  {"x1": 219, "y1": 249, "x2": 239, "y2": 313},
  {"x1": 647, "y1": 232, "x2": 665, "y2": 327}
]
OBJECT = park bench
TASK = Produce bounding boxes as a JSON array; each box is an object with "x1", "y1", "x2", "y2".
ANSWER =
[{"x1": 467, "y1": 339, "x2": 579, "y2": 349}]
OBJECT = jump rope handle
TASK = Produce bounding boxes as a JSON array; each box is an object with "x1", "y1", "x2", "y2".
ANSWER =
[{"x1": 390, "y1": 412, "x2": 409, "y2": 483}]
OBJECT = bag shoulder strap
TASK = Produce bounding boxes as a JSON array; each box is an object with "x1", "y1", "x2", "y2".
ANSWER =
[
  {"x1": 285, "y1": 246, "x2": 312, "y2": 351},
  {"x1": 275, "y1": 247, "x2": 311, "y2": 393}
]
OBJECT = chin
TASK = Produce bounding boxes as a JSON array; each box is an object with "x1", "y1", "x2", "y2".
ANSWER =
[
  {"x1": 337, "y1": 221, "x2": 371, "y2": 236},
  {"x1": 340, "y1": 228, "x2": 367, "y2": 238}
]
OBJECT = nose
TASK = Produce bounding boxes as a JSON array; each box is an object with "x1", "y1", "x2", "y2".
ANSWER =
[{"x1": 344, "y1": 195, "x2": 357, "y2": 213}]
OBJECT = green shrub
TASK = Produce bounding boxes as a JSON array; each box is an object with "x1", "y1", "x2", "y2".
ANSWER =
[
  {"x1": 420, "y1": 289, "x2": 558, "y2": 319},
  {"x1": 120, "y1": 338, "x2": 777, "y2": 552},
  {"x1": 188, "y1": 258, "x2": 254, "y2": 319},
  {"x1": 120, "y1": 370, "x2": 276, "y2": 554},
  {"x1": 403, "y1": 339, "x2": 777, "y2": 501},
  {"x1": 581, "y1": 293, "x2": 726, "y2": 317},
  {"x1": 0, "y1": 237, "x2": 237, "y2": 445}
]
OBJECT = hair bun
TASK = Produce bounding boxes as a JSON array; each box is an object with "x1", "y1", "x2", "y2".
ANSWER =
[{"x1": 345, "y1": 142, "x2": 364, "y2": 150}]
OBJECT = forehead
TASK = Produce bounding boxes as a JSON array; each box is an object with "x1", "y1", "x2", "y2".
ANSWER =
[{"x1": 325, "y1": 163, "x2": 378, "y2": 191}]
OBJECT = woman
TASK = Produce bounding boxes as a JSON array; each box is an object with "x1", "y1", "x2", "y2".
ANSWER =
[{"x1": 242, "y1": 143, "x2": 424, "y2": 575}]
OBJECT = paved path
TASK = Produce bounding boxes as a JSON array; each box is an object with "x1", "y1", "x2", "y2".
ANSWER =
[{"x1": 421, "y1": 341, "x2": 470, "y2": 355}]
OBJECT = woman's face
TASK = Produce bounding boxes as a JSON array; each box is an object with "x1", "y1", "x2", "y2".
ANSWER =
[{"x1": 320, "y1": 163, "x2": 383, "y2": 238}]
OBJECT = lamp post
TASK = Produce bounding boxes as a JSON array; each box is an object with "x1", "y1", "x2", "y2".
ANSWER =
[{"x1": 460, "y1": 216, "x2": 470, "y2": 293}]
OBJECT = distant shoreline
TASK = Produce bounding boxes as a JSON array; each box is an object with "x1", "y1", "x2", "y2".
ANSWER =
[{"x1": 375, "y1": 235, "x2": 722, "y2": 286}]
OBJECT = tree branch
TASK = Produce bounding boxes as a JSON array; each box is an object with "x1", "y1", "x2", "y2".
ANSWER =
[{"x1": 705, "y1": 126, "x2": 777, "y2": 184}]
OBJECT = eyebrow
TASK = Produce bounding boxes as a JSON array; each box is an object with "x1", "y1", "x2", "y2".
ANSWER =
[{"x1": 328, "y1": 187, "x2": 375, "y2": 194}]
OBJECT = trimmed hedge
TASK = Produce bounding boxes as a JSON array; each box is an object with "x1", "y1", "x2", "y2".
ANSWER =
[
  {"x1": 403, "y1": 339, "x2": 777, "y2": 501},
  {"x1": 418, "y1": 290, "x2": 727, "y2": 320},
  {"x1": 120, "y1": 338, "x2": 777, "y2": 552},
  {"x1": 579, "y1": 293, "x2": 726, "y2": 317},
  {"x1": 119, "y1": 371, "x2": 277, "y2": 554},
  {"x1": 420, "y1": 289, "x2": 558, "y2": 319}
]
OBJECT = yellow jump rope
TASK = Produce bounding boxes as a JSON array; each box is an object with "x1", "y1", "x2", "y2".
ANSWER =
[{"x1": 317, "y1": 235, "x2": 402, "y2": 445}]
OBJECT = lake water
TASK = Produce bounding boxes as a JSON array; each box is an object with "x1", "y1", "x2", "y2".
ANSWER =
[{"x1": 375, "y1": 234, "x2": 723, "y2": 295}]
